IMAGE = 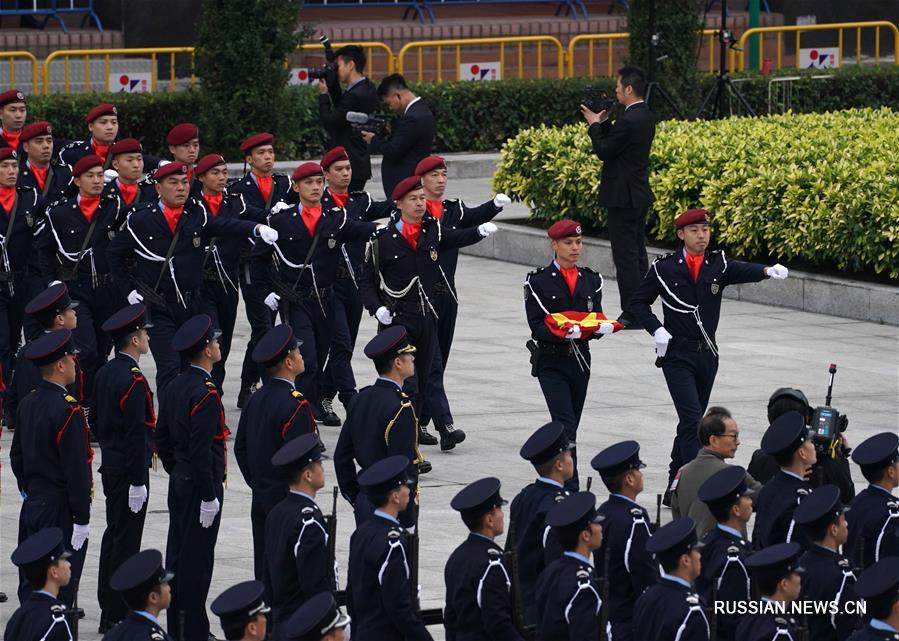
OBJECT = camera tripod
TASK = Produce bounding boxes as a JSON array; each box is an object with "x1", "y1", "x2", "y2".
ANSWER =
[
  {"x1": 643, "y1": 0, "x2": 685, "y2": 119},
  {"x1": 697, "y1": 0, "x2": 756, "y2": 118}
]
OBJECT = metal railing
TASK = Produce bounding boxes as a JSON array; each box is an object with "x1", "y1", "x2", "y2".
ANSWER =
[
  {"x1": 295, "y1": 41, "x2": 395, "y2": 76},
  {"x1": 0, "y1": 51, "x2": 40, "y2": 94},
  {"x1": 42, "y1": 47, "x2": 196, "y2": 95},
  {"x1": 567, "y1": 33, "x2": 628, "y2": 78}
]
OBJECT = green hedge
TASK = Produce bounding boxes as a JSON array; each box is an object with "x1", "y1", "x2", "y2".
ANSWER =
[{"x1": 493, "y1": 107, "x2": 899, "y2": 278}]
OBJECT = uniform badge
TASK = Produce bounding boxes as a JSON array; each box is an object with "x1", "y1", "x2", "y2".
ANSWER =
[
  {"x1": 151, "y1": 632, "x2": 165, "y2": 641},
  {"x1": 328, "y1": 237, "x2": 336, "y2": 249},
  {"x1": 630, "y1": 507, "x2": 643, "y2": 517},
  {"x1": 726, "y1": 545, "x2": 740, "y2": 554},
  {"x1": 838, "y1": 558, "x2": 850, "y2": 568},
  {"x1": 576, "y1": 569, "x2": 590, "y2": 579},
  {"x1": 192, "y1": 236, "x2": 201, "y2": 248},
  {"x1": 301, "y1": 507, "x2": 314, "y2": 515},
  {"x1": 430, "y1": 248, "x2": 438, "y2": 262},
  {"x1": 487, "y1": 548, "x2": 501, "y2": 557},
  {"x1": 387, "y1": 529, "x2": 401, "y2": 541},
  {"x1": 711, "y1": 283, "x2": 720, "y2": 295},
  {"x1": 686, "y1": 594, "x2": 700, "y2": 605},
  {"x1": 554, "y1": 494, "x2": 566, "y2": 503},
  {"x1": 586, "y1": 297, "x2": 593, "y2": 312},
  {"x1": 797, "y1": 488, "x2": 810, "y2": 497},
  {"x1": 25, "y1": 213, "x2": 33, "y2": 228}
]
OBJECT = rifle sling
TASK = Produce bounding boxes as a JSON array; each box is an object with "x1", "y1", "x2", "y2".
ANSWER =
[{"x1": 152, "y1": 210, "x2": 188, "y2": 293}]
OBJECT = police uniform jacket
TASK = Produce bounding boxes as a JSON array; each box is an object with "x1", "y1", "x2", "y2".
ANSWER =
[
  {"x1": 321, "y1": 186, "x2": 393, "y2": 284},
  {"x1": 524, "y1": 262, "x2": 605, "y2": 345},
  {"x1": 263, "y1": 491, "x2": 334, "y2": 632},
  {"x1": 7, "y1": 340, "x2": 84, "y2": 429},
  {"x1": 3, "y1": 591, "x2": 74, "y2": 641},
  {"x1": 443, "y1": 533, "x2": 523, "y2": 641},
  {"x1": 847, "y1": 623, "x2": 899, "y2": 641},
  {"x1": 696, "y1": 525, "x2": 752, "y2": 641},
  {"x1": 419, "y1": 198, "x2": 499, "y2": 290},
  {"x1": 347, "y1": 513, "x2": 433, "y2": 641},
  {"x1": 93, "y1": 353, "x2": 155, "y2": 487},
  {"x1": 594, "y1": 494, "x2": 658, "y2": 624},
  {"x1": 197, "y1": 190, "x2": 261, "y2": 288},
  {"x1": 846, "y1": 485, "x2": 899, "y2": 569},
  {"x1": 105, "y1": 176, "x2": 158, "y2": 207},
  {"x1": 534, "y1": 553, "x2": 601, "y2": 641},
  {"x1": 9, "y1": 380, "x2": 92, "y2": 524},
  {"x1": 799, "y1": 545, "x2": 860, "y2": 641},
  {"x1": 58, "y1": 139, "x2": 160, "y2": 173},
  {"x1": 101, "y1": 611, "x2": 173, "y2": 641},
  {"x1": 734, "y1": 609, "x2": 799, "y2": 641},
  {"x1": 226, "y1": 172, "x2": 291, "y2": 212},
  {"x1": 634, "y1": 576, "x2": 711, "y2": 641},
  {"x1": 334, "y1": 379, "x2": 419, "y2": 506},
  {"x1": 234, "y1": 378, "x2": 315, "y2": 509},
  {"x1": 18, "y1": 161, "x2": 74, "y2": 203},
  {"x1": 752, "y1": 471, "x2": 811, "y2": 550},
  {"x1": 0, "y1": 185, "x2": 41, "y2": 275},
  {"x1": 155, "y1": 366, "x2": 227, "y2": 502}
]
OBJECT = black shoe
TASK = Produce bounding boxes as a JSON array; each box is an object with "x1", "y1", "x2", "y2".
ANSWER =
[
  {"x1": 437, "y1": 424, "x2": 466, "y2": 451},
  {"x1": 236, "y1": 383, "x2": 256, "y2": 409},
  {"x1": 98, "y1": 615, "x2": 114, "y2": 634},
  {"x1": 418, "y1": 426, "x2": 438, "y2": 446},
  {"x1": 662, "y1": 488, "x2": 672, "y2": 508},
  {"x1": 319, "y1": 397, "x2": 342, "y2": 427},
  {"x1": 0, "y1": 591, "x2": 6, "y2": 602},
  {"x1": 417, "y1": 459, "x2": 433, "y2": 474}
]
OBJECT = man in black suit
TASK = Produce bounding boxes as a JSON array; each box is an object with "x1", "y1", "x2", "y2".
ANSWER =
[
  {"x1": 362, "y1": 74, "x2": 436, "y2": 197},
  {"x1": 581, "y1": 66, "x2": 656, "y2": 329},
  {"x1": 319, "y1": 45, "x2": 379, "y2": 192}
]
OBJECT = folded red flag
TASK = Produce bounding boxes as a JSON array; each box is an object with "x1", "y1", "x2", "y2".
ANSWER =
[{"x1": 544, "y1": 311, "x2": 623, "y2": 339}]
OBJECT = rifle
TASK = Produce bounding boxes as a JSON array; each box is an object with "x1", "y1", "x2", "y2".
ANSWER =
[
  {"x1": 134, "y1": 279, "x2": 165, "y2": 307},
  {"x1": 504, "y1": 521, "x2": 536, "y2": 640},
  {"x1": 598, "y1": 543, "x2": 611, "y2": 641},
  {"x1": 654, "y1": 493, "x2": 662, "y2": 532},
  {"x1": 326, "y1": 487, "x2": 339, "y2": 587},
  {"x1": 586, "y1": 476, "x2": 593, "y2": 492}
]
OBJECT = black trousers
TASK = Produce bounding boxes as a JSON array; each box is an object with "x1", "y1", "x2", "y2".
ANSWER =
[
  {"x1": 0, "y1": 274, "x2": 28, "y2": 391},
  {"x1": 281, "y1": 295, "x2": 333, "y2": 413},
  {"x1": 250, "y1": 497, "x2": 278, "y2": 581},
  {"x1": 389, "y1": 309, "x2": 437, "y2": 420},
  {"x1": 97, "y1": 466, "x2": 148, "y2": 622},
  {"x1": 239, "y1": 261, "x2": 275, "y2": 388},
  {"x1": 146, "y1": 294, "x2": 203, "y2": 395},
  {"x1": 69, "y1": 279, "x2": 122, "y2": 408},
  {"x1": 202, "y1": 276, "x2": 239, "y2": 392},
  {"x1": 320, "y1": 277, "x2": 363, "y2": 408},
  {"x1": 421, "y1": 287, "x2": 457, "y2": 428},
  {"x1": 606, "y1": 206, "x2": 649, "y2": 313}
]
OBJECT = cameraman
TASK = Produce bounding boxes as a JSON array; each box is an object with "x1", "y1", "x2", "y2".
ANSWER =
[{"x1": 318, "y1": 45, "x2": 378, "y2": 191}]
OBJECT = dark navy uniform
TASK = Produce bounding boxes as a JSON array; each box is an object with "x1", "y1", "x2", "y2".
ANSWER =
[
  {"x1": 736, "y1": 542, "x2": 805, "y2": 641},
  {"x1": 849, "y1": 557, "x2": 899, "y2": 641},
  {"x1": 847, "y1": 433, "x2": 899, "y2": 570},
  {"x1": 58, "y1": 138, "x2": 160, "y2": 174},
  {"x1": 848, "y1": 625, "x2": 899, "y2": 641},
  {"x1": 735, "y1": 611, "x2": 801, "y2": 641},
  {"x1": 18, "y1": 160, "x2": 73, "y2": 202},
  {"x1": 284, "y1": 592, "x2": 351, "y2": 641},
  {"x1": 104, "y1": 176, "x2": 158, "y2": 208},
  {"x1": 102, "y1": 611, "x2": 172, "y2": 641},
  {"x1": 104, "y1": 548, "x2": 174, "y2": 641},
  {"x1": 210, "y1": 581, "x2": 271, "y2": 641}
]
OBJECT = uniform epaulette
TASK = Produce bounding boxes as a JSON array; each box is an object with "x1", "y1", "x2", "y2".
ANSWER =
[
  {"x1": 50, "y1": 603, "x2": 66, "y2": 614},
  {"x1": 686, "y1": 593, "x2": 700, "y2": 605},
  {"x1": 205, "y1": 380, "x2": 217, "y2": 390},
  {"x1": 630, "y1": 507, "x2": 644, "y2": 517},
  {"x1": 64, "y1": 394, "x2": 78, "y2": 404},
  {"x1": 446, "y1": 198, "x2": 460, "y2": 204},
  {"x1": 130, "y1": 366, "x2": 143, "y2": 377},
  {"x1": 487, "y1": 548, "x2": 502, "y2": 557},
  {"x1": 46, "y1": 197, "x2": 67, "y2": 210},
  {"x1": 151, "y1": 631, "x2": 166, "y2": 641},
  {"x1": 301, "y1": 506, "x2": 314, "y2": 515},
  {"x1": 387, "y1": 527, "x2": 402, "y2": 541},
  {"x1": 580, "y1": 265, "x2": 599, "y2": 275},
  {"x1": 291, "y1": 390, "x2": 305, "y2": 400},
  {"x1": 349, "y1": 190, "x2": 368, "y2": 197},
  {"x1": 370, "y1": 225, "x2": 390, "y2": 240},
  {"x1": 526, "y1": 266, "x2": 545, "y2": 278},
  {"x1": 554, "y1": 493, "x2": 566, "y2": 503},
  {"x1": 138, "y1": 174, "x2": 155, "y2": 186},
  {"x1": 657, "y1": 251, "x2": 677, "y2": 261},
  {"x1": 59, "y1": 139, "x2": 82, "y2": 153},
  {"x1": 329, "y1": 206, "x2": 342, "y2": 213},
  {"x1": 576, "y1": 568, "x2": 591, "y2": 579},
  {"x1": 272, "y1": 172, "x2": 289, "y2": 179},
  {"x1": 398, "y1": 390, "x2": 410, "y2": 399}
]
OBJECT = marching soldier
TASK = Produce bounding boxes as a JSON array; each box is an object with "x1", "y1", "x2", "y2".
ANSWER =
[
  {"x1": 58, "y1": 103, "x2": 117, "y2": 169},
  {"x1": 346, "y1": 455, "x2": 433, "y2": 641},
  {"x1": 284, "y1": 592, "x2": 351, "y2": 641},
  {"x1": 166, "y1": 123, "x2": 200, "y2": 185},
  {"x1": 210, "y1": 581, "x2": 271, "y2": 641},
  {"x1": 696, "y1": 465, "x2": 754, "y2": 641},
  {"x1": 9, "y1": 329, "x2": 91, "y2": 608},
  {"x1": 0, "y1": 89, "x2": 27, "y2": 152},
  {"x1": 359, "y1": 175, "x2": 496, "y2": 448},
  {"x1": 334, "y1": 326, "x2": 422, "y2": 528},
  {"x1": 524, "y1": 219, "x2": 616, "y2": 488},
  {"x1": 444, "y1": 477, "x2": 523, "y2": 641},
  {"x1": 107, "y1": 161, "x2": 278, "y2": 393},
  {"x1": 4, "y1": 528, "x2": 74, "y2": 641},
  {"x1": 507, "y1": 421, "x2": 573, "y2": 625},
  {"x1": 18, "y1": 121, "x2": 73, "y2": 201},
  {"x1": 93, "y1": 304, "x2": 155, "y2": 633},
  {"x1": 105, "y1": 137, "x2": 157, "y2": 206},
  {"x1": 155, "y1": 314, "x2": 229, "y2": 641},
  {"x1": 264, "y1": 434, "x2": 333, "y2": 637},
  {"x1": 753, "y1": 412, "x2": 816, "y2": 550},
  {"x1": 534, "y1": 492, "x2": 604, "y2": 641},
  {"x1": 846, "y1": 432, "x2": 899, "y2": 569},
  {"x1": 735, "y1": 542, "x2": 804, "y2": 641},
  {"x1": 591, "y1": 440, "x2": 658, "y2": 641},
  {"x1": 849, "y1": 557, "x2": 899, "y2": 641},
  {"x1": 103, "y1": 549, "x2": 174, "y2": 641},
  {"x1": 634, "y1": 518, "x2": 710, "y2": 641},
  {"x1": 629, "y1": 208, "x2": 789, "y2": 502},
  {"x1": 235, "y1": 324, "x2": 315, "y2": 580},
  {"x1": 794, "y1": 485, "x2": 860, "y2": 641}
]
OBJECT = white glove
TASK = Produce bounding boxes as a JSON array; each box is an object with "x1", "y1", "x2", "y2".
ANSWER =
[
  {"x1": 566, "y1": 325, "x2": 582, "y2": 340},
  {"x1": 375, "y1": 306, "x2": 394, "y2": 325},
  {"x1": 128, "y1": 484, "x2": 148, "y2": 513},
  {"x1": 767, "y1": 263, "x2": 788, "y2": 280},
  {"x1": 257, "y1": 224, "x2": 279, "y2": 244},
  {"x1": 127, "y1": 290, "x2": 144, "y2": 305},
  {"x1": 48, "y1": 280, "x2": 62, "y2": 287},
  {"x1": 598, "y1": 322, "x2": 615, "y2": 336},
  {"x1": 71, "y1": 523, "x2": 90, "y2": 551},
  {"x1": 653, "y1": 327, "x2": 673, "y2": 358},
  {"x1": 103, "y1": 169, "x2": 119, "y2": 184},
  {"x1": 270, "y1": 201, "x2": 291, "y2": 214},
  {"x1": 477, "y1": 222, "x2": 498, "y2": 237},
  {"x1": 493, "y1": 193, "x2": 511, "y2": 208},
  {"x1": 199, "y1": 498, "x2": 220, "y2": 529},
  {"x1": 264, "y1": 292, "x2": 280, "y2": 311}
]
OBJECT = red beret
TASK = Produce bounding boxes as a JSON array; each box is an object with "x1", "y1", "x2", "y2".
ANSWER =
[
  {"x1": 320, "y1": 146, "x2": 349, "y2": 170},
  {"x1": 153, "y1": 161, "x2": 189, "y2": 181},
  {"x1": 0, "y1": 148, "x2": 17, "y2": 163},
  {"x1": 85, "y1": 103, "x2": 117, "y2": 123},
  {"x1": 0, "y1": 89, "x2": 26, "y2": 108},
  {"x1": 414, "y1": 155, "x2": 446, "y2": 176},
  {"x1": 110, "y1": 138, "x2": 142, "y2": 156},
  {"x1": 240, "y1": 132, "x2": 274, "y2": 154},
  {"x1": 675, "y1": 208, "x2": 710, "y2": 229},
  {"x1": 292, "y1": 162, "x2": 324, "y2": 182},
  {"x1": 195, "y1": 153, "x2": 226, "y2": 176},
  {"x1": 391, "y1": 176, "x2": 423, "y2": 201},
  {"x1": 547, "y1": 219, "x2": 582, "y2": 239},
  {"x1": 20, "y1": 121, "x2": 52, "y2": 143},
  {"x1": 72, "y1": 154, "x2": 104, "y2": 177},
  {"x1": 166, "y1": 122, "x2": 199, "y2": 146}
]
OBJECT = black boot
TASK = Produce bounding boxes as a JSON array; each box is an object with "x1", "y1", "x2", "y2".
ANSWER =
[
  {"x1": 319, "y1": 397, "x2": 342, "y2": 427},
  {"x1": 418, "y1": 424, "x2": 438, "y2": 446},
  {"x1": 437, "y1": 424, "x2": 466, "y2": 451}
]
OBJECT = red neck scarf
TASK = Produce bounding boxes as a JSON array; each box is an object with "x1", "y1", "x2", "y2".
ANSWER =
[
  {"x1": 685, "y1": 251, "x2": 704, "y2": 282},
  {"x1": 0, "y1": 186, "x2": 15, "y2": 214},
  {"x1": 301, "y1": 205, "x2": 322, "y2": 236},
  {"x1": 559, "y1": 265, "x2": 579, "y2": 294},
  {"x1": 91, "y1": 139, "x2": 110, "y2": 164},
  {"x1": 401, "y1": 220, "x2": 421, "y2": 250},
  {"x1": 204, "y1": 192, "x2": 222, "y2": 216},
  {"x1": 2, "y1": 129, "x2": 20, "y2": 150},
  {"x1": 254, "y1": 173, "x2": 272, "y2": 204},
  {"x1": 118, "y1": 180, "x2": 138, "y2": 205},
  {"x1": 330, "y1": 191, "x2": 348, "y2": 209},
  {"x1": 426, "y1": 199, "x2": 443, "y2": 220},
  {"x1": 79, "y1": 195, "x2": 100, "y2": 222},
  {"x1": 163, "y1": 205, "x2": 182, "y2": 233},
  {"x1": 29, "y1": 163, "x2": 48, "y2": 192}
]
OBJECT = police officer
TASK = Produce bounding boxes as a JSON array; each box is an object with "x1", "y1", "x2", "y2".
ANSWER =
[
  {"x1": 524, "y1": 219, "x2": 615, "y2": 487},
  {"x1": 735, "y1": 542, "x2": 804, "y2": 641},
  {"x1": 444, "y1": 477, "x2": 522, "y2": 641},
  {"x1": 166, "y1": 123, "x2": 200, "y2": 185},
  {"x1": 534, "y1": 492, "x2": 604, "y2": 641},
  {"x1": 319, "y1": 145, "x2": 394, "y2": 425},
  {"x1": 695, "y1": 466, "x2": 754, "y2": 641},
  {"x1": 849, "y1": 557, "x2": 899, "y2": 641},
  {"x1": 235, "y1": 324, "x2": 315, "y2": 580},
  {"x1": 846, "y1": 432, "x2": 899, "y2": 569},
  {"x1": 4, "y1": 528, "x2": 74, "y2": 641},
  {"x1": 629, "y1": 208, "x2": 789, "y2": 500},
  {"x1": 284, "y1": 592, "x2": 351, "y2": 641},
  {"x1": 93, "y1": 303, "x2": 155, "y2": 632},
  {"x1": 210, "y1": 581, "x2": 271, "y2": 641},
  {"x1": 0, "y1": 88, "x2": 27, "y2": 152},
  {"x1": 360, "y1": 175, "x2": 496, "y2": 447},
  {"x1": 105, "y1": 137, "x2": 157, "y2": 207},
  {"x1": 18, "y1": 121, "x2": 73, "y2": 201},
  {"x1": 253, "y1": 161, "x2": 377, "y2": 417},
  {"x1": 334, "y1": 326, "x2": 421, "y2": 528},
  {"x1": 753, "y1": 412, "x2": 817, "y2": 550},
  {"x1": 154, "y1": 314, "x2": 228, "y2": 641},
  {"x1": 507, "y1": 421, "x2": 573, "y2": 625},
  {"x1": 794, "y1": 485, "x2": 860, "y2": 641},
  {"x1": 228, "y1": 132, "x2": 291, "y2": 408},
  {"x1": 9, "y1": 329, "x2": 91, "y2": 608},
  {"x1": 107, "y1": 161, "x2": 278, "y2": 393},
  {"x1": 591, "y1": 440, "x2": 658, "y2": 641},
  {"x1": 102, "y1": 549, "x2": 174, "y2": 641},
  {"x1": 635, "y1": 517, "x2": 710, "y2": 641},
  {"x1": 346, "y1": 455, "x2": 433, "y2": 641}
]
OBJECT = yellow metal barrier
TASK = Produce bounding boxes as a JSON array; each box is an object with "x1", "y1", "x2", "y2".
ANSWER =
[
  {"x1": 296, "y1": 41, "x2": 395, "y2": 76},
  {"x1": 42, "y1": 47, "x2": 196, "y2": 95},
  {"x1": 398, "y1": 36, "x2": 564, "y2": 81},
  {"x1": 0, "y1": 51, "x2": 40, "y2": 95},
  {"x1": 737, "y1": 21, "x2": 899, "y2": 70},
  {"x1": 567, "y1": 33, "x2": 628, "y2": 78}
]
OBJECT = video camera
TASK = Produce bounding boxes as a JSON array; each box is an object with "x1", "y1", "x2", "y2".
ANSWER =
[
  {"x1": 307, "y1": 35, "x2": 337, "y2": 81},
  {"x1": 582, "y1": 85, "x2": 614, "y2": 114},
  {"x1": 346, "y1": 111, "x2": 389, "y2": 136},
  {"x1": 810, "y1": 363, "x2": 849, "y2": 449}
]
